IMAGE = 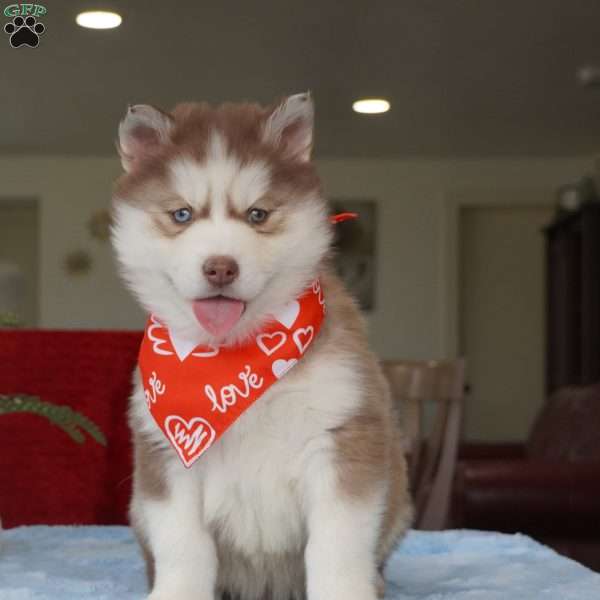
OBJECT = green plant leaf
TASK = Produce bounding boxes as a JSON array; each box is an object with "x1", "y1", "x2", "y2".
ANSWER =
[{"x1": 0, "y1": 395, "x2": 107, "y2": 446}]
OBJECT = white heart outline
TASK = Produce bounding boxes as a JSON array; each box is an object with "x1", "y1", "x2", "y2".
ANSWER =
[
  {"x1": 256, "y1": 331, "x2": 287, "y2": 356},
  {"x1": 293, "y1": 326, "x2": 314, "y2": 354},
  {"x1": 165, "y1": 415, "x2": 216, "y2": 468},
  {"x1": 147, "y1": 316, "x2": 173, "y2": 356},
  {"x1": 272, "y1": 358, "x2": 298, "y2": 379},
  {"x1": 191, "y1": 346, "x2": 220, "y2": 358},
  {"x1": 271, "y1": 300, "x2": 300, "y2": 329}
]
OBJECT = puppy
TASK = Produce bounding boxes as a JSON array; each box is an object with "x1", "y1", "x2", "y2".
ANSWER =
[{"x1": 111, "y1": 93, "x2": 412, "y2": 600}]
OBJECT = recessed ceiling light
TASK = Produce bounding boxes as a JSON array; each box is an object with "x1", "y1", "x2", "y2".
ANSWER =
[
  {"x1": 352, "y1": 98, "x2": 390, "y2": 114},
  {"x1": 577, "y1": 65, "x2": 600, "y2": 89},
  {"x1": 76, "y1": 10, "x2": 122, "y2": 30}
]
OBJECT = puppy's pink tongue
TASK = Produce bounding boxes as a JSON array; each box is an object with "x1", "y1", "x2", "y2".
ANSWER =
[{"x1": 192, "y1": 297, "x2": 245, "y2": 338}]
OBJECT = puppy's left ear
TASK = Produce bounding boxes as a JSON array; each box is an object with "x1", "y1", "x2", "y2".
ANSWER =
[
  {"x1": 263, "y1": 92, "x2": 314, "y2": 162},
  {"x1": 118, "y1": 104, "x2": 173, "y2": 172}
]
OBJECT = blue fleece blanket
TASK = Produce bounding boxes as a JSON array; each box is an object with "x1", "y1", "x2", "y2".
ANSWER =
[{"x1": 0, "y1": 526, "x2": 598, "y2": 599}]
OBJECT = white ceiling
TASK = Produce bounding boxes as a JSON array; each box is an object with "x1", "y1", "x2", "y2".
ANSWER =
[{"x1": 2, "y1": 0, "x2": 600, "y2": 157}]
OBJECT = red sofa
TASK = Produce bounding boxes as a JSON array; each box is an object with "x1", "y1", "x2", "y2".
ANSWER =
[
  {"x1": 0, "y1": 330, "x2": 141, "y2": 527},
  {"x1": 453, "y1": 383, "x2": 600, "y2": 571}
]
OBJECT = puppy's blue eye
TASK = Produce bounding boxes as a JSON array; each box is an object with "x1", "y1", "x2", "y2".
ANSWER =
[
  {"x1": 247, "y1": 208, "x2": 269, "y2": 225},
  {"x1": 171, "y1": 208, "x2": 192, "y2": 224}
]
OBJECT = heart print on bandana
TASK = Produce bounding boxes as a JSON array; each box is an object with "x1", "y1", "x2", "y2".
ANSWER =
[
  {"x1": 256, "y1": 331, "x2": 287, "y2": 356},
  {"x1": 165, "y1": 416, "x2": 216, "y2": 467},
  {"x1": 272, "y1": 358, "x2": 298, "y2": 379},
  {"x1": 272, "y1": 300, "x2": 300, "y2": 329},
  {"x1": 293, "y1": 327, "x2": 314, "y2": 354}
]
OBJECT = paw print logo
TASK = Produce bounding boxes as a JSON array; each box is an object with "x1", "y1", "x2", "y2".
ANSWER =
[{"x1": 4, "y1": 15, "x2": 45, "y2": 48}]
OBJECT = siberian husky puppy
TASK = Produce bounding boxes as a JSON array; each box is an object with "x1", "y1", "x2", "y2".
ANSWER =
[{"x1": 111, "y1": 93, "x2": 412, "y2": 600}]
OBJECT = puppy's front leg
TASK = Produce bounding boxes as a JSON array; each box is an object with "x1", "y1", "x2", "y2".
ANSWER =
[
  {"x1": 134, "y1": 465, "x2": 217, "y2": 600},
  {"x1": 304, "y1": 467, "x2": 383, "y2": 600}
]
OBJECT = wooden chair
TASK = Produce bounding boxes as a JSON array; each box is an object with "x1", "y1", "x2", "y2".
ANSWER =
[{"x1": 381, "y1": 359, "x2": 466, "y2": 530}]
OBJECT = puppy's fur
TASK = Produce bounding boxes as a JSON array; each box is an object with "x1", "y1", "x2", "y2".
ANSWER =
[{"x1": 111, "y1": 94, "x2": 412, "y2": 600}]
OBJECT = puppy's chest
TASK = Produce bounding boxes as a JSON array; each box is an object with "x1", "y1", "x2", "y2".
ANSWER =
[
  {"x1": 134, "y1": 354, "x2": 362, "y2": 553},
  {"x1": 200, "y1": 385, "x2": 324, "y2": 554}
]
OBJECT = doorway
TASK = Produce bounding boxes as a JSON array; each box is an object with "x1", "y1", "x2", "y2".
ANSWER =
[{"x1": 459, "y1": 204, "x2": 553, "y2": 441}]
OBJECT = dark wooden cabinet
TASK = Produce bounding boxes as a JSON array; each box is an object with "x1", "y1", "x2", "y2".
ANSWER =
[{"x1": 545, "y1": 204, "x2": 600, "y2": 393}]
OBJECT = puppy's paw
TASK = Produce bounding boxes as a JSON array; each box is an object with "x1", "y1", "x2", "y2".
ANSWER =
[{"x1": 376, "y1": 572, "x2": 386, "y2": 598}]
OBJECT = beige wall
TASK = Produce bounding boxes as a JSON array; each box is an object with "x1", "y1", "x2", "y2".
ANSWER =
[
  {"x1": 317, "y1": 157, "x2": 590, "y2": 358},
  {"x1": 0, "y1": 156, "x2": 591, "y2": 362}
]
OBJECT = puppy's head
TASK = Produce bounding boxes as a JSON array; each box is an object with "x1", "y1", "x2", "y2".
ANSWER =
[{"x1": 112, "y1": 94, "x2": 332, "y2": 344}]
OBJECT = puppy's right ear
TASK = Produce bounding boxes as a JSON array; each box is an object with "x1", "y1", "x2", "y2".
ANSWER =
[{"x1": 118, "y1": 104, "x2": 173, "y2": 172}]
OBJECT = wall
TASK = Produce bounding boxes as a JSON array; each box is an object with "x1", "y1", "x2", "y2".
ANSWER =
[
  {"x1": 0, "y1": 158, "x2": 135, "y2": 331},
  {"x1": 0, "y1": 155, "x2": 591, "y2": 361},
  {"x1": 317, "y1": 157, "x2": 590, "y2": 358}
]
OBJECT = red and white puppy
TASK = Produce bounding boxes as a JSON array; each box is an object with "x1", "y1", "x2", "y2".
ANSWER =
[{"x1": 111, "y1": 94, "x2": 412, "y2": 600}]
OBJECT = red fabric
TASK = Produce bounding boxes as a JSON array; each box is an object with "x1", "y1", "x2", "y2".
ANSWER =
[
  {"x1": 0, "y1": 330, "x2": 142, "y2": 527},
  {"x1": 329, "y1": 212, "x2": 359, "y2": 224},
  {"x1": 139, "y1": 281, "x2": 325, "y2": 468}
]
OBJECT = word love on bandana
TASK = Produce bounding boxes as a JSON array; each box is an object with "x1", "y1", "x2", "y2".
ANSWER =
[{"x1": 138, "y1": 281, "x2": 326, "y2": 468}]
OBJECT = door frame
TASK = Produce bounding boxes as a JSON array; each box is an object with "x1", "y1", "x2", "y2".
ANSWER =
[{"x1": 440, "y1": 187, "x2": 555, "y2": 358}]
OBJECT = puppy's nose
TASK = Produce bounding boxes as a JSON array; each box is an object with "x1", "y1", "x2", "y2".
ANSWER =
[{"x1": 203, "y1": 255, "x2": 239, "y2": 287}]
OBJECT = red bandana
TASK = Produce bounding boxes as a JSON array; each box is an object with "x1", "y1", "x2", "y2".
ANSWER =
[{"x1": 138, "y1": 281, "x2": 326, "y2": 467}]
